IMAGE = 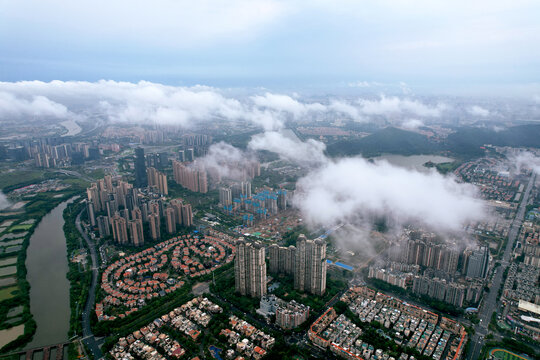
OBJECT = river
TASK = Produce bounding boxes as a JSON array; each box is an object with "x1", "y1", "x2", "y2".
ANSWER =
[
  {"x1": 372, "y1": 154, "x2": 454, "y2": 173},
  {"x1": 60, "y1": 120, "x2": 82, "y2": 137},
  {"x1": 25, "y1": 197, "x2": 76, "y2": 348}
]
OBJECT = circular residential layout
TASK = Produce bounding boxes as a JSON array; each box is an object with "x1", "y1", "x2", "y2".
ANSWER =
[{"x1": 96, "y1": 233, "x2": 236, "y2": 321}]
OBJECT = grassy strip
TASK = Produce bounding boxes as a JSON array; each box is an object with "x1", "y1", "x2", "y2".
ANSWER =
[{"x1": 62, "y1": 201, "x2": 92, "y2": 339}]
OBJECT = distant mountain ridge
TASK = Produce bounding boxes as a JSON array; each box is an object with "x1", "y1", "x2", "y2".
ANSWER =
[{"x1": 325, "y1": 124, "x2": 540, "y2": 158}]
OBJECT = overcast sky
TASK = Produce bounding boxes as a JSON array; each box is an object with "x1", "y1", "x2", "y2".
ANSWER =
[{"x1": 1, "y1": 0, "x2": 540, "y2": 94}]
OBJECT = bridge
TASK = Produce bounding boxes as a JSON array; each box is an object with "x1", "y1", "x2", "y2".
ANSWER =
[{"x1": 0, "y1": 341, "x2": 72, "y2": 360}]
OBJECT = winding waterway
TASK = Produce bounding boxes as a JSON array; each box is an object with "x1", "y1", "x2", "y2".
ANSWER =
[{"x1": 25, "y1": 197, "x2": 76, "y2": 348}]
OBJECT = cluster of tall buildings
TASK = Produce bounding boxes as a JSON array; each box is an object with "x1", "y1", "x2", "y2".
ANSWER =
[
  {"x1": 219, "y1": 182, "x2": 252, "y2": 207},
  {"x1": 390, "y1": 232, "x2": 490, "y2": 280},
  {"x1": 368, "y1": 267, "x2": 412, "y2": 290},
  {"x1": 370, "y1": 230, "x2": 491, "y2": 308},
  {"x1": 172, "y1": 160, "x2": 208, "y2": 193},
  {"x1": 27, "y1": 139, "x2": 100, "y2": 167},
  {"x1": 220, "y1": 185, "x2": 288, "y2": 225},
  {"x1": 147, "y1": 167, "x2": 168, "y2": 195},
  {"x1": 86, "y1": 175, "x2": 193, "y2": 246},
  {"x1": 177, "y1": 148, "x2": 195, "y2": 163},
  {"x1": 268, "y1": 234, "x2": 327, "y2": 296},
  {"x1": 411, "y1": 276, "x2": 482, "y2": 308},
  {"x1": 391, "y1": 237, "x2": 461, "y2": 275},
  {"x1": 207, "y1": 161, "x2": 260, "y2": 183},
  {"x1": 234, "y1": 235, "x2": 327, "y2": 298},
  {"x1": 234, "y1": 239, "x2": 267, "y2": 298}
]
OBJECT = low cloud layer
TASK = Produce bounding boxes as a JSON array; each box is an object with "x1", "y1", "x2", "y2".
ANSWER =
[
  {"x1": 401, "y1": 118, "x2": 424, "y2": 130},
  {"x1": 194, "y1": 142, "x2": 259, "y2": 181},
  {"x1": 0, "y1": 91, "x2": 70, "y2": 119},
  {"x1": 0, "y1": 81, "x2": 457, "y2": 130},
  {"x1": 246, "y1": 128, "x2": 485, "y2": 236},
  {"x1": 513, "y1": 151, "x2": 540, "y2": 175},
  {"x1": 358, "y1": 95, "x2": 447, "y2": 117},
  {"x1": 468, "y1": 105, "x2": 490, "y2": 117},
  {"x1": 294, "y1": 157, "x2": 484, "y2": 233},
  {"x1": 248, "y1": 131, "x2": 327, "y2": 166}
]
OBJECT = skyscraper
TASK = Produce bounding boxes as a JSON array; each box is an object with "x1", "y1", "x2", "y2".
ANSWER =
[
  {"x1": 466, "y1": 247, "x2": 490, "y2": 279},
  {"x1": 165, "y1": 207, "x2": 177, "y2": 234},
  {"x1": 135, "y1": 147, "x2": 147, "y2": 188},
  {"x1": 219, "y1": 187, "x2": 232, "y2": 207},
  {"x1": 294, "y1": 235, "x2": 327, "y2": 296},
  {"x1": 148, "y1": 213, "x2": 160, "y2": 241},
  {"x1": 128, "y1": 218, "x2": 144, "y2": 246},
  {"x1": 87, "y1": 200, "x2": 96, "y2": 226},
  {"x1": 147, "y1": 167, "x2": 168, "y2": 195},
  {"x1": 97, "y1": 215, "x2": 110, "y2": 238},
  {"x1": 234, "y1": 239, "x2": 267, "y2": 298},
  {"x1": 111, "y1": 214, "x2": 129, "y2": 244},
  {"x1": 181, "y1": 204, "x2": 193, "y2": 227},
  {"x1": 172, "y1": 160, "x2": 208, "y2": 193},
  {"x1": 268, "y1": 244, "x2": 296, "y2": 275}
]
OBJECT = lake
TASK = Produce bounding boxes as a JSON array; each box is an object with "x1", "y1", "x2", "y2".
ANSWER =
[{"x1": 372, "y1": 154, "x2": 454, "y2": 173}]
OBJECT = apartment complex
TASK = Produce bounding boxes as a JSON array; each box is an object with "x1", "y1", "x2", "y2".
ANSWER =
[
  {"x1": 268, "y1": 234, "x2": 327, "y2": 296},
  {"x1": 234, "y1": 239, "x2": 267, "y2": 298}
]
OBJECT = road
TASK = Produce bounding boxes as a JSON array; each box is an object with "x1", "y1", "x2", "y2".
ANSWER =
[
  {"x1": 76, "y1": 209, "x2": 104, "y2": 360},
  {"x1": 56, "y1": 169, "x2": 93, "y2": 183},
  {"x1": 467, "y1": 174, "x2": 535, "y2": 360}
]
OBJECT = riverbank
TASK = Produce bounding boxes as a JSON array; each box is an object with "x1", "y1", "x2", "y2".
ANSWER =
[
  {"x1": 62, "y1": 201, "x2": 93, "y2": 359},
  {"x1": 25, "y1": 197, "x2": 78, "y2": 349},
  {"x1": 0, "y1": 172, "x2": 88, "y2": 353}
]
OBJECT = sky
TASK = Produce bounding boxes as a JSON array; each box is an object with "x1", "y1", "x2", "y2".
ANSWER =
[{"x1": 1, "y1": 0, "x2": 540, "y2": 94}]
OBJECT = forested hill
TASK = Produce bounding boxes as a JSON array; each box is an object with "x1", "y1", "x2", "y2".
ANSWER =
[
  {"x1": 325, "y1": 124, "x2": 540, "y2": 158},
  {"x1": 326, "y1": 127, "x2": 438, "y2": 157}
]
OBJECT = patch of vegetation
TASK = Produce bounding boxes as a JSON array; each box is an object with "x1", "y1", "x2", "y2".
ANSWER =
[
  {"x1": 63, "y1": 201, "x2": 92, "y2": 338},
  {"x1": 326, "y1": 127, "x2": 440, "y2": 157},
  {"x1": 434, "y1": 161, "x2": 461, "y2": 174}
]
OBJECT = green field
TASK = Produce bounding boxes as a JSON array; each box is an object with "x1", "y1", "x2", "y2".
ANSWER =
[
  {"x1": 7, "y1": 224, "x2": 33, "y2": 232},
  {"x1": 0, "y1": 169, "x2": 47, "y2": 191},
  {"x1": 0, "y1": 286, "x2": 19, "y2": 301},
  {"x1": 490, "y1": 348, "x2": 531, "y2": 360}
]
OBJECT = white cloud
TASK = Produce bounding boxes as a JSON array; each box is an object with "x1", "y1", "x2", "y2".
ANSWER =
[
  {"x1": 468, "y1": 105, "x2": 490, "y2": 117},
  {"x1": 358, "y1": 95, "x2": 446, "y2": 117},
  {"x1": 0, "y1": 81, "x2": 371, "y2": 128},
  {"x1": 248, "y1": 131, "x2": 327, "y2": 167},
  {"x1": 195, "y1": 142, "x2": 258, "y2": 181},
  {"x1": 246, "y1": 129, "x2": 485, "y2": 235},
  {"x1": 512, "y1": 151, "x2": 540, "y2": 175},
  {"x1": 250, "y1": 93, "x2": 325, "y2": 119},
  {"x1": 294, "y1": 157, "x2": 485, "y2": 233},
  {"x1": 401, "y1": 118, "x2": 424, "y2": 130},
  {"x1": 328, "y1": 100, "x2": 361, "y2": 120},
  {"x1": 0, "y1": 91, "x2": 69, "y2": 119},
  {"x1": 0, "y1": 80, "x2": 246, "y2": 127}
]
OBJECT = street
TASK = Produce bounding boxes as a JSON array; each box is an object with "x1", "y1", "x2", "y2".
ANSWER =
[
  {"x1": 76, "y1": 209, "x2": 104, "y2": 360},
  {"x1": 467, "y1": 174, "x2": 535, "y2": 360}
]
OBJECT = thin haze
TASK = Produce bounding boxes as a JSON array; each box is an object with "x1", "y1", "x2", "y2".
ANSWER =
[{"x1": 1, "y1": 0, "x2": 540, "y2": 93}]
